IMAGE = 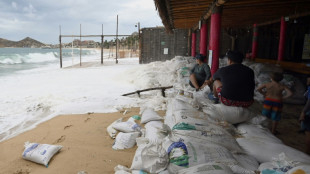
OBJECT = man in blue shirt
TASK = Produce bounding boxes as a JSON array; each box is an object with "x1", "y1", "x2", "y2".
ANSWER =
[{"x1": 189, "y1": 54, "x2": 212, "y2": 91}]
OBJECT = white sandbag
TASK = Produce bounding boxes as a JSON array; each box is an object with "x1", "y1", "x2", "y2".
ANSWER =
[
  {"x1": 165, "y1": 99, "x2": 176, "y2": 129},
  {"x1": 287, "y1": 165, "x2": 310, "y2": 174},
  {"x1": 232, "y1": 153, "x2": 259, "y2": 171},
  {"x1": 107, "y1": 118, "x2": 123, "y2": 139},
  {"x1": 172, "y1": 110, "x2": 214, "y2": 126},
  {"x1": 177, "y1": 163, "x2": 233, "y2": 174},
  {"x1": 131, "y1": 170, "x2": 148, "y2": 174},
  {"x1": 145, "y1": 121, "x2": 167, "y2": 144},
  {"x1": 258, "y1": 162, "x2": 293, "y2": 174},
  {"x1": 172, "y1": 98, "x2": 198, "y2": 112},
  {"x1": 258, "y1": 162, "x2": 275, "y2": 172},
  {"x1": 236, "y1": 138, "x2": 310, "y2": 164},
  {"x1": 158, "y1": 170, "x2": 170, "y2": 174},
  {"x1": 141, "y1": 108, "x2": 163, "y2": 124},
  {"x1": 131, "y1": 138, "x2": 148, "y2": 171},
  {"x1": 112, "y1": 119, "x2": 141, "y2": 133},
  {"x1": 131, "y1": 138, "x2": 168, "y2": 173},
  {"x1": 114, "y1": 165, "x2": 131, "y2": 174},
  {"x1": 171, "y1": 122, "x2": 243, "y2": 153},
  {"x1": 237, "y1": 123, "x2": 282, "y2": 144},
  {"x1": 112, "y1": 132, "x2": 140, "y2": 150},
  {"x1": 22, "y1": 142, "x2": 62, "y2": 167},
  {"x1": 203, "y1": 103, "x2": 255, "y2": 124},
  {"x1": 141, "y1": 143, "x2": 169, "y2": 173},
  {"x1": 166, "y1": 141, "x2": 238, "y2": 173},
  {"x1": 246, "y1": 115, "x2": 269, "y2": 127},
  {"x1": 257, "y1": 153, "x2": 302, "y2": 174}
]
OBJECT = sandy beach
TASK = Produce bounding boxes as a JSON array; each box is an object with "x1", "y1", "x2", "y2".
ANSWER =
[
  {"x1": 0, "y1": 108, "x2": 150, "y2": 174},
  {"x1": 0, "y1": 102, "x2": 308, "y2": 174}
]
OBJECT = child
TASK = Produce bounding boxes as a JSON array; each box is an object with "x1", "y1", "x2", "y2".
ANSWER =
[
  {"x1": 299, "y1": 77, "x2": 310, "y2": 154},
  {"x1": 257, "y1": 72, "x2": 293, "y2": 135}
]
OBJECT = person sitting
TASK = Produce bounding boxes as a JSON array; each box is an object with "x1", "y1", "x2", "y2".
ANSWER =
[
  {"x1": 189, "y1": 54, "x2": 212, "y2": 91},
  {"x1": 210, "y1": 50, "x2": 255, "y2": 107}
]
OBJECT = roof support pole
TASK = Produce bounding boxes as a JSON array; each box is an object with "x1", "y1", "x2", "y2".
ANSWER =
[
  {"x1": 200, "y1": 21, "x2": 208, "y2": 57},
  {"x1": 278, "y1": 17, "x2": 286, "y2": 61},
  {"x1": 209, "y1": 7, "x2": 222, "y2": 75},
  {"x1": 251, "y1": 24, "x2": 258, "y2": 59},
  {"x1": 191, "y1": 32, "x2": 197, "y2": 57}
]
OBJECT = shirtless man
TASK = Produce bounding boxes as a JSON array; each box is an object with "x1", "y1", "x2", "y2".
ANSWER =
[{"x1": 257, "y1": 72, "x2": 293, "y2": 134}]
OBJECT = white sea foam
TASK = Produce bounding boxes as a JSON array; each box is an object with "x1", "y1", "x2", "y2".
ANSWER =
[{"x1": 0, "y1": 48, "x2": 191, "y2": 142}]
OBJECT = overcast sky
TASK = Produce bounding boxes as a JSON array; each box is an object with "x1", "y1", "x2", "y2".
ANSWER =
[{"x1": 0, "y1": 0, "x2": 163, "y2": 44}]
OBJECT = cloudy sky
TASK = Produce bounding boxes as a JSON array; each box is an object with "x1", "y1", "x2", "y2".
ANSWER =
[{"x1": 0, "y1": 0, "x2": 163, "y2": 44}]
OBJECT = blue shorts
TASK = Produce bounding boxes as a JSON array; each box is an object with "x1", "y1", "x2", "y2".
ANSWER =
[{"x1": 262, "y1": 98, "x2": 282, "y2": 121}]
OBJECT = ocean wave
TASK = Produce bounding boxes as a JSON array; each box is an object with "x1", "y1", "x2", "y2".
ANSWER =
[
  {"x1": 0, "y1": 48, "x2": 100, "y2": 65},
  {"x1": 0, "y1": 52, "x2": 58, "y2": 65}
]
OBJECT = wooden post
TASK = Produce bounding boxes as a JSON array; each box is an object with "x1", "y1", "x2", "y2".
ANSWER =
[
  {"x1": 101, "y1": 35, "x2": 104, "y2": 64},
  {"x1": 209, "y1": 6, "x2": 222, "y2": 75},
  {"x1": 252, "y1": 23, "x2": 258, "y2": 59},
  {"x1": 138, "y1": 22, "x2": 141, "y2": 64},
  {"x1": 59, "y1": 25, "x2": 62, "y2": 68},
  {"x1": 191, "y1": 31, "x2": 196, "y2": 57},
  {"x1": 80, "y1": 24, "x2": 82, "y2": 66},
  {"x1": 200, "y1": 20, "x2": 208, "y2": 57},
  {"x1": 278, "y1": 17, "x2": 286, "y2": 61},
  {"x1": 116, "y1": 15, "x2": 119, "y2": 64},
  {"x1": 101, "y1": 24, "x2": 103, "y2": 64}
]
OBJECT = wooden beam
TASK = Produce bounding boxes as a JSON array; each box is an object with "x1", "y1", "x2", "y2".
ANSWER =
[
  {"x1": 256, "y1": 11, "x2": 310, "y2": 27},
  {"x1": 192, "y1": 0, "x2": 228, "y2": 31}
]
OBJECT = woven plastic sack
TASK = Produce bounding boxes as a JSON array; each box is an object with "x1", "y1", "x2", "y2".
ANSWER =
[
  {"x1": 177, "y1": 163, "x2": 233, "y2": 174},
  {"x1": 112, "y1": 132, "x2": 140, "y2": 150},
  {"x1": 107, "y1": 118, "x2": 123, "y2": 139},
  {"x1": 22, "y1": 142, "x2": 62, "y2": 167},
  {"x1": 141, "y1": 108, "x2": 163, "y2": 124}
]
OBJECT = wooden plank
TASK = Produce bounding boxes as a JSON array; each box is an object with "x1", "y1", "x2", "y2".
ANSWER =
[{"x1": 255, "y1": 58, "x2": 310, "y2": 75}]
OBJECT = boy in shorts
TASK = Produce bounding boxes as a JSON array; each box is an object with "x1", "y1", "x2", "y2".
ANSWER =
[{"x1": 257, "y1": 72, "x2": 293, "y2": 135}]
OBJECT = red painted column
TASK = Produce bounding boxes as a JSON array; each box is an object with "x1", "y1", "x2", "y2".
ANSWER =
[
  {"x1": 278, "y1": 17, "x2": 286, "y2": 61},
  {"x1": 251, "y1": 24, "x2": 258, "y2": 59},
  {"x1": 200, "y1": 22, "x2": 208, "y2": 56},
  {"x1": 191, "y1": 32, "x2": 196, "y2": 57},
  {"x1": 209, "y1": 8, "x2": 221, "y2": 75}
]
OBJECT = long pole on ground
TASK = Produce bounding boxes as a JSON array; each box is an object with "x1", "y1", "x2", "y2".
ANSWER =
[
  {"x1": 101, "y1": 24, "x2": 104, "y2": 64},
  {"x1": 80, "y1": 24, "x2": 82, "y2": 66},
  {"x1": 116, "y1": 15, "x2": 119, "y2": 64},
  {"x1": 59, "y1": 25, "x2": 62, "y2": 68}
]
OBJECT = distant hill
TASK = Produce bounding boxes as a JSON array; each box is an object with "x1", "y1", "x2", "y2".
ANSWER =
[{"x1": 0, "y1": 37, "x2": 45, "y2": 48}]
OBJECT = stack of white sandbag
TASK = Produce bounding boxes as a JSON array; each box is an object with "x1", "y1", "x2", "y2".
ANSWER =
[
  {"x1": 107, "y1": 115, "x2": 142, "y2": 150},
  {"x1": 112, "y1": 56, "x2": 310, "y2": 173},
  {"x1": 161, "y1": 97, "x2": 260, "y2": 174}
]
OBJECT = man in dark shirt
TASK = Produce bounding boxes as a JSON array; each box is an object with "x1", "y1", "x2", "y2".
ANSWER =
[
  {"x1": 211, "y1": 51, "x2": 255, "y2": 107},
  {"x1": 189, "y1": 54, "x2": 212, "y2": 91}
]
